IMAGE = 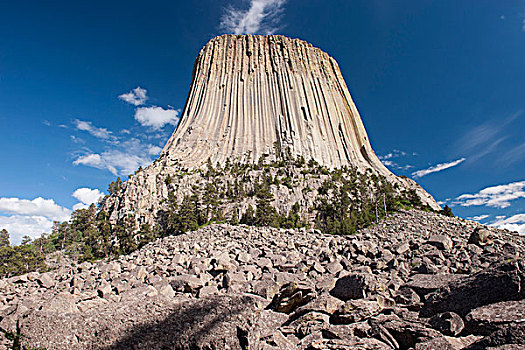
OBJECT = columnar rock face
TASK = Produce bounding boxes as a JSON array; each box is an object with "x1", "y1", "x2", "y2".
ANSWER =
[
  {"x1": 102, "y1": 35, "x2": 441, "y2": 225},
  {"x1": 163, "y1": 34, "x2": 389, "y2": 173}
]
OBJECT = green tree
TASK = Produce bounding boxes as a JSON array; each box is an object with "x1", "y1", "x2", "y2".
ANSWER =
[
  {"x1": 441, "y1": 205, "x2": 454, "y2": 217},
  {"x1": 20, "y1": 236, "x2": 32, "y2": 245},
  {"x1": 114, "y1": 215, "x2": 137, "y2": 256},
  {"x1": 254, "y1": 197, "x2": 279, "y2": 227},
  {"x1": 108, "y1": 177, "x2": 122, "y2": 195},
  {"x1": 240, "y1": 205, "x2": 256, "y2": 225},
  {"x1": 0, "y1": 229, "x2": 10, "y2": 247}
]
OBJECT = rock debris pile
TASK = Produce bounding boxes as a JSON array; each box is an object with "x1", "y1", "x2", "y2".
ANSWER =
[{"x1": 1, "y1": 210, "x2": 524, "y2": 349}]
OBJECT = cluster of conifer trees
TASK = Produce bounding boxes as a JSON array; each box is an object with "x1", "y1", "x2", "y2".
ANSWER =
[{"x1": 0, "y1": 157, "x2": 444, "y2": 278}]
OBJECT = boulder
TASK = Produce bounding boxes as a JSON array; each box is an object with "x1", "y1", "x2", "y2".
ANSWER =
[
  {"x1": 468, "y1": 228, "x2": 493, "y2": 246},
  {"x1": 330, "y1": 299, "x2": 382, "y2": 324},
  {"x1": 269, "y1": 282, "x2": 316, "y2": 314},
  {"x1": 36, "y1": 273, "x2": 55, "y2": 289},
  {"x1": 330, "y1": 273, "x2": 376, "y2": 301},
  {"x1": 404, "y1": 274, "x2": 462, "y2": 297},
  {"x1": 421, "y1": 262, "x2": 523, "y2": 317},
  {"x1": 465, "y1": 299, "x2": 525, "y2": 336},
  {"x1": 427, "y1": 235, "x2": 453, "y2": 251},
  {"x1": 429, "y1": 312, "x2": 464, "y2": 336}
]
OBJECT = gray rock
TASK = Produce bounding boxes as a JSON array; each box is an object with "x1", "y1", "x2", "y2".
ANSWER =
[
  {"x1": 325, "y1": 260, "x2": 344, "y2": 275},
  {"x1": 427, "y1": 235, "x2": 453, "y2": 251},
  {"x1": 469, "y1": 228, "x2": 493, "y2": 246},
  {"x1": 421, "y1": 262, "x2": 523, "y2": 317},
  {"x1": 270, "y1": 282, "x2": 316, "y2": 314},
  {"x1": 429, "y1": 312, "x2": 464, "y2": 336},
  {"x1": 36, "y1": 273, "x2": 55, "y2": 289},
  {"x1": 198, "y1": 285, "x2": 218, "y2": 298},
  {"x1": 330, "y1": 299, "x2": 382, "y2": 324},
  {"x1": 394, "y1": 287, "x2": 421, "y2": 309},
  {"x1": 404, "y1": 274, "x2": 463, "y2": 297},
  {"x1": 157, "y1": 284, "x2": 175, "y2": 298},
  {"x1": 465, "y1": 299, "x2": 525, "y2": 335},
  {"x1": 330, "y1": 273, "x2": 376, "y2": 301},
  {"x1": 252, "y1": 280, "x2": 280, "y2": 300}
]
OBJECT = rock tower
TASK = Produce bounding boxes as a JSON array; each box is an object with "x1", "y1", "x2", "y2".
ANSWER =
[
  {"x1": 104, "y1": 35, "x2": 440, "y2": 225},
  {"x1": 163, "y1": 34, "x2": 389, "y2": 173}
]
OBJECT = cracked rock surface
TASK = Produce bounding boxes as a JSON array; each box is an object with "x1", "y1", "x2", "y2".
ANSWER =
[{"x1": 1, "y1": 210, "x2": 524, "y2": 349}]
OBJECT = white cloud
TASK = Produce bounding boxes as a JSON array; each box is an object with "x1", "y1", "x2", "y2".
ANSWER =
[
  {"x1": 73, "y1": 138, "x2": 160, "y2": 176},
  {"x1": 469, "y1": 214, "x2": 490, "y2": 221},
  {"x1": 0, "y1": 197, "x2": 71, "y2": 222},
  {"x1": 0, "y1": 215, "x2": 55, "y2": 245},
  {"x1": 454, "y1": 180, "x2": 525, "y2": 209},
  {"x1": 118, "y1": 86, "x2": 148, "y2": 106},
  {"x1": 74, "y1": 153, "x2": 112, "y2": 172},
  {"x1": 134, "y1": 106, "x2": 180, "y2": 130},
  {"x1": 72, "y1": 188, "x2": 104, "y2": 207},
  {"x1": 378, "y1": 150, "x2": 407, "y2": 160},
  {"x1": 411, "y1": 158, "x2": 466, "y2": 178},
  {"x1": 491, "y1": 214, "x2": 525, "y2": 234},
  {"x1": 73, "y1": 119, "x2": 113, "y2": 140},
  {"x1": 74, "y1": 151, "x2": 148, "y2": 176},
  {"x1": 0, "y1": 197, "x2": 73, "y2": 245},
  {"x1": 457, "y1": 111, "x2": 522, "y2": 164},
  {"x1": 148, "y1": 145, "x2": 162, "y2": 155},
  {"x1": 379, "y1": 150, "x2": 414, "y2": 170},
  {"x1": 220, "y1": 0, "x2": 286, "y2": 35}
]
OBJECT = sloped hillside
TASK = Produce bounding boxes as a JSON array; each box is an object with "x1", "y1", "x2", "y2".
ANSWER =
[{"x1": 1, "y1": 210, "x2": 523, "y2": 349}]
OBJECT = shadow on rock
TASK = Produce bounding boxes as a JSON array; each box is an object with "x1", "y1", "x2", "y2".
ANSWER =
[{"x1": 102, "y1": 294, "x2": 257, "y2": 350}]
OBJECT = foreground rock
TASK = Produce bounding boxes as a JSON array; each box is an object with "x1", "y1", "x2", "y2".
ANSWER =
[{"x1": 0, "y1": 210, "x2": 524, "y2": 349}]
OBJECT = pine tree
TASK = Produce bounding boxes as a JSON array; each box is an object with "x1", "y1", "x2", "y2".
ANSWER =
[
  {"x1": 240, "y1": 205, "x2": 256, "y2": 225},
  {"x1": 20, "y1": 236, "x2": 32, "y2": 245},
  {"x1": 255, "y1": 197, "x2": 279, "y2": 227},
  {"x1": 0, "y1": 229, "x2": 10, "y2": 247},
  {"x1": 441, "y1": 205, "x2": 454, "y2": 217},
  {"x1": 108, "y1": 177, "x2": 122, "y2": 195}
]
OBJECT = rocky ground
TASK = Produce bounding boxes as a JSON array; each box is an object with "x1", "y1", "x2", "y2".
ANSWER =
[{"x1": 1, "y1": 209, "x2": 524, "y2": 349}]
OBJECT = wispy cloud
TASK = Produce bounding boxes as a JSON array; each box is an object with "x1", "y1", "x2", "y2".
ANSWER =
[
  {"x1": 220, "y1": 0, "x2": 286, "y2": 35},
  {"x1": 457, "y1": 110, "x2": 522, "y2": 164},
  {"x1": 118, "y1": 86, "x2": 148, "y2": 106},
  {"x1": 73, "y1": 119, "x2": 114, "y2": 141},
  {"x1": 491, "y1": 214, "x2": 525, "y2": 234},
  {"x1": 454, "y1": 180, "x2": 525, "y2": 209},
  {"x1": 469, "y1": 214, "x2": 490, "y2": 221},
  {"x1": 500, "y1": 141, "x2": 525, "y2": 166},
  {"x1": 134, "y1": 106, "x2": 180, "y2": 130},
  {"x1": 73, "y1": 138, "x2": 162, "y2": 176},
  {"x1": 378, "y1": 149, "x2": 407, "y2": 160},
  {"x1": 379, "y1": 149, "x2": 415, "y2": 170},
  {"x1": 411, "y1": 158, "x2": 466, "y2": 178}
]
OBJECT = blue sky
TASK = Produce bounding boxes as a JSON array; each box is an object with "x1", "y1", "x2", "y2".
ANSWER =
[{"x1": 1, "y1": 0, "x2": 524, "y2": 244}]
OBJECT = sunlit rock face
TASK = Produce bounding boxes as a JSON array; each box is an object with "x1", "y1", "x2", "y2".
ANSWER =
[
  {"x1": 102, "y1": 35, "x2": 441, "y2": 225},
  {"x1": 162, "y1": 34, "x2": 389, "y2": 174}
]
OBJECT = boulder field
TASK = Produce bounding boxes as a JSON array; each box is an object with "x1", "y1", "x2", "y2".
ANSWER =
[{"x1": 1, "y1": 210, "x2": 524, "y2": 349}]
